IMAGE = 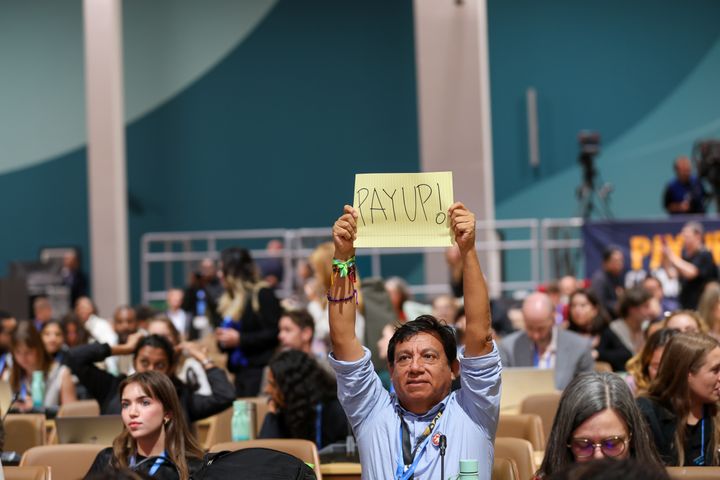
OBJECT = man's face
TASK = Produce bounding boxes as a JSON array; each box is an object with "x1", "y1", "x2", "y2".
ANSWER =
[
  {"x1": 676, "y1": 157, "x2": 692, "y2": 183},
  {"x1": 523, "y1": 307, "x2": 554, "y2": 348},
  {"x1": 682, "y1": 227, "x2": 701, "y2": 253},
  {"x1": 166, "y1": 290, "x2": 183, "y2": 311},
  {"x1": 277, "y1": 316, "x2": 311, "y2": 351},
  {"x1": 604, "y1": 251, "x2": 624, "y2": 277},
  {"x1": 389, "y1": 332, "x2": 456, "y2": 415},
  {"x1": 114, "y1": 309, "x2": 138, "y2": 344}
]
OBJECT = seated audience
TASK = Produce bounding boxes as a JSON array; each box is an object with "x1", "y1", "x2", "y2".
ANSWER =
[
  {"x1": 536, "y1": 372, "x2": 662, "y2": 478},
  {"x1": 698, "y1": 282, "x2": 720, "y2": 340},
  {"x1": 76, "y1": 296, "x2": 117, "y2": 345},
  {"x1": 260, "y1": 349, "x2": 348, "y2": 448},
  {"x1": 642, "y1": 275, "x2": 677, "y2": 320},
  {"x1": 109, "y1": 306, "x2": 139, "y2": 375},
  {"x1": 328, "y1": 202, "x2": 501, "y2": 479},
  {"x1": 85, "y1": 371, "x2": 204, "y2": 480},
  {"x1": 67, "y1": 333, "x2": 234, "y2": 422},
  {"x1": 384, "y1": 276, "x2": 430, "y2": 323},
  {"x1": 624, "y1": 328, "x2": 678, "y2": 396},
  {"x1": 165, "y1": 289, "x2": 191, "y2": 340},
  {"x1": 214, "y1": 246, "x2": 281, "y2": 397},
  {"x1": 62, "y1": 313, "x2": 91, "y2": 348},
  {"x1": 146, "y1": 317, "x2": 211, "y2": 396},
  {"x1": 3, "y1": 322, "x2": 77, "y2": 410},
  {"x1": 638, "y1": 333, "x2": 720, "y2": 466},
  {"x1": 597, "y1": 287, "x2": 651, "y2": 371},
  {"x1": 500, "y1": 292, "x2": 593, "y2": 389},
  {"x1": 431, "y1": 294, "x2": 458, "y2": 325},
  {"x1": 662, "y1": 309, "x2": 707, "y2": 334},
  {"x1": 32, "y1": 296, "x2": 54, "y2": 332},
  {"x1": 0, "y1": 310, "x2": 17, "y2": 378},
  {"x1": 566, "y1": 289, "x2": 610, "y2": 359},
  {"x1": 590, "y1": 246, "x2": 625, "y2": 318},
  {"x1": 40, "y1": 320, "x2": 67, "y2": 364}
]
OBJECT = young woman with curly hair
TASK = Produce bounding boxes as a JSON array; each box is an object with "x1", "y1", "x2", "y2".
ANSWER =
[{"x1": 260, "y1": 349, "x2": 348, "y2": 447}]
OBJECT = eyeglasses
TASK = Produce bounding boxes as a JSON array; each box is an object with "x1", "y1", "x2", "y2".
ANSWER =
[{"x1": 567, "y1": 435, "x2": 629, "y2": 458}]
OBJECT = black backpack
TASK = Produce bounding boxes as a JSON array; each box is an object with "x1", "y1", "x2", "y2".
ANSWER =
[{"x1": 192, "y1": 448, "x2": 317, "y2": 480}]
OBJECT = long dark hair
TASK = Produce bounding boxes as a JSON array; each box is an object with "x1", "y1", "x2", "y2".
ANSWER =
[
  {"x1": 218, "y1": 247, "x2": 261, "y2": 321},
  {"x1": 268, "y1": 349, "x2": 335, "y2": 442},
  {"x1": 538, "y1": 372, "x2": 662, "y2": 477},
  {"x1": 10, "y1": 322, "x2": 53, "y2": 393},
  {"x1": 112, "y1": 371, "x2": 203, "y2": 480},
  {"x1": 646, "y1": 333, "x2": 720, "y2": 466},
  {"x1": 625, "y1": 328, "x2": 678, "y2": 393},
  {"x1": 567, "y1": 289, "x2": 609, "y2": 336}
]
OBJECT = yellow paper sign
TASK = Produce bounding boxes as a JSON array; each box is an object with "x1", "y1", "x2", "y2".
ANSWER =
[{"x1": 353, "y1": 172, "x2": 454, "y2": 248}]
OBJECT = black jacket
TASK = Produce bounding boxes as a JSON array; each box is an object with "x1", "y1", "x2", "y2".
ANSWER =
[
  {"x1": 84, "y1": 447, "x2": 203, "y2": 480},
  {"x1": 66, "y1": 342, "x2": 235, "y2": 423},
  {"x1": 637, "y1": 396, "x2": 715, "y2": 466},
  {"x1": 258, "y1": 397, "x2": 349, "y2": 449}
]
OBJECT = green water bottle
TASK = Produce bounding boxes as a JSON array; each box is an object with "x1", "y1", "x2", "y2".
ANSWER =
[
  {"x1": 231, "y1": 400, "x2": 251, "y2": 441},
  {"x1": 457, "y1": 459, "x2": 479, "y2": 479},
  {"x1": 31, "y1": 371, "x2": 45, "y2": 409}
]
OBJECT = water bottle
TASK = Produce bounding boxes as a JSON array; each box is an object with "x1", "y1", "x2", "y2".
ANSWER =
[
  {"x1": 31, "y1": 371, "x2": 45, "y2": 409},
  {"x1": 192, "y1": 290, "x2": 210, "y2": 335},
  {"x1": 231, "y1": 400, "x2": 251, "y2": 441},
  {"x1": 457, "y1": 459, "x2": 479, "y2": 479},
  {"x1": 196, "y1": 290, "x2": 207, "y2": 316}
]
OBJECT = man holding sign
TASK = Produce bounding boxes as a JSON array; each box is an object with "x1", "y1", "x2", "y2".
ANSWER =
[{"x1": 328, "y1": 201, "x2": 501, "y2": 479}]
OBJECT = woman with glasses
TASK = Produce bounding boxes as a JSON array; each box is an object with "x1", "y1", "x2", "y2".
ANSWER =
[
  {"x1": 535, "y1": 372, "x2": 662, "y2": 478},
  {"x1": 637, "y1": 332, "x2": 720, "y2": 466}
]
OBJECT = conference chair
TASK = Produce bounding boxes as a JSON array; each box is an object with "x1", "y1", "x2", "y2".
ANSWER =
[
  {"x1": 492, "y1": 456, "x2": 520, "y2": 480},
  {"x1": 48, "y1": 399, "x2": 102, "y2": 444},
  {"x1": 20, "y1": 443, "x2": 106, "y2": 480},
  {"x1": 496, "y1": 413, "x2": 545, "y2": 450},
  {"x1": 2, "y1": 466, "x2": 51, "y2": 480},
  {"x1": 4, "y1": 414, "x2": 46, "y2": 455},
  {"x1": 519, "y1": 391, "x2": 561, "y2": 446},
  {"x1": 494, "y1": 437, "x2": 536, "y2": 480},
  {"x1": 199, "y1": 406, "x2": 233, "y2": 450},
  {"x1": 667, "y1": 466, "x2": 720, "y2": 479},
  {"x1": 210, "y1": 439, "x2": 322, "y2": 480}
]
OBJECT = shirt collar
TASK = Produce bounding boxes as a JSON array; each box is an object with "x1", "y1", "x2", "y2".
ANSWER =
[{"x1": 393, "y1": 391, "x2": 451, "y2": 420}]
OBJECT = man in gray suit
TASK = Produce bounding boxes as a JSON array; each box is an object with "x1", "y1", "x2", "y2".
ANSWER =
[{"x1": 499, "y1": 292, "x2": 594, "y2": 389}]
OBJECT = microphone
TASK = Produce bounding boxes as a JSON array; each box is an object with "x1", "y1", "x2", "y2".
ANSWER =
[{"x1": 439, "y1": 435, "x2": 447, "y2": 480}]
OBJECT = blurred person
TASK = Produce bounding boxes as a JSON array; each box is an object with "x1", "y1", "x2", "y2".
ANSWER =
[
  {"x1": 624, "y1": 328, "x2": 678, "y2": 396},
  {"x1": 214, "y1": 246, "x2": 281, "y2": 397},
  {"x1": 500, "y1": 292, "x2": 594, "y2": 389},
  {"x1": 597, "y1": 287, "x2": 651, "y2": 371},
  {"x1": 638, "y1": 333, "x2": 720, "y2": 465},
  {"x1": 4, "y1": 322, "x2": 77, "y2": 411},
  {"x1": 431, "y1": 294, "x2": 458, "y2": 325},
  {"x1": 0, "y1": 311, "x2": 17, "y2": 377},
  {"x1": 590, "y1": 246, "x2": 625, "y2": 318},
  {"x1": 698, "y1": 282, "x2": 720, "y2": 340},
  {"x1": 32, "y1": 296, "x2": 54, "y2": 332},
  {"x1": 662, "y1": 310, "x2": 707, "y2": 334},
  {"x1": 663, "y1": 155, "x2": 706, "y2": 215},
  {"x1": 277, "y1": 310, "x2": 314, "y2": 354},
  {"x1": 374, "y1": 323, "x2": 395, "y2": 390},
  {"x1": 146, "y1": 317, "x2": 211, "y2": 396},
  {"x1": 566, "y1": 289, "x2": 610, "y2": 359},
  {"x1": 85, "y1": 371, "x2": 204, "y2": 480},
  {"x1": 536, "y1": 372, "x2": 662, "y2": 478},
  {"x1": 256, "y1": 239, "x2": 284, "y2": 289},
  {"x1": 62, "y1": 313, "x2": 91, "y2": 348},
  {"x1": 642, "y1": 276, "x2": 675, "y2": 321},
  {"x1": 260, "y1": 349, "x2": 348, "y2": 448},
  {"x1": 664, "y1": 221, "x2": 718, "y2": 310},
  {"x1": 165, "y1": 289, "x2": 191, "y2": 340},
  {"x1": 133, "y1": 304, "x2": 157, "y2": 334},
  {"x1": 384, "y1": 276, "x2": 430, "y2": 323},
  {"x1": 558, "y1": 276, "x2": 579, "y2": 304},
  {"x1": 76, "y1": 296, "x2": 117, "y2": 346},
  {"x1": 110, "y1": 306, "x2": 140, "y2": 375},
  {"x1": 61, "y1": 250, "x2": 88, "y2": 308},
  {"x1": 182, "y1": 258, "x2": 222, "y2": 333},
  {"x1": 40, "y1": 320, "x2": 66, "y2": 364},
  {"x1": 67, "y1": 332, "x2": 234, "y2": 421}
]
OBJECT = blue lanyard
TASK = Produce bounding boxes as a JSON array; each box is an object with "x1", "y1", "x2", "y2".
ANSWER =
[
  {"x1": 131, "y1": 450, "x2": 167, "y2": 476},
  {"x1": 394, "y1": 409, "x2": 443, "y2": 480},
  {"x1": 532, "y1": 346, "x2": 540, "y2": 367},
  {"x1": 0, "y1": 354, "x2": 7, "y2": 376},
  {"x1": 315, "y1": 404, "x2": 323, "y2": 448},
  {"x1": 19, "y1": 381, "x2": 27, "y2": 400},
  {"x1": 693, "y1": 414, "x2": 706, "y2": 466}
]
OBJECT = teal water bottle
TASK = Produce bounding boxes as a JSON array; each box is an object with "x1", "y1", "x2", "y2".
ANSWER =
[
  {"x1": 457, "y1": 459, "x2": 479, "y2": 479},
  {"x1": 31, "y1": 371, "x2": 45, "y2": 409},
  {"x1": 231, "y1": 400, "x2": 251, "y2": 441}
]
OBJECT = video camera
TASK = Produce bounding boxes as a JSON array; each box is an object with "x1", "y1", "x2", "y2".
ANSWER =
[{"x1": 694, "y1": 139, "x2": 720, "y2": 211}]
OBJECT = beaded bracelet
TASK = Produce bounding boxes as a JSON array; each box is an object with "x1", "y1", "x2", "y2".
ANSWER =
[
  {"x1": 327, "y1": 288, "x2": 358, "y2": 305},
  {"x1": 331, "y1": 256, "x2": 357, "y2": 287}
]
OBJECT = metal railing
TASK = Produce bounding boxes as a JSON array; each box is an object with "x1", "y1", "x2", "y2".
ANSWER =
[{"x1": 140, "y1": 218, "x2": 583, "y2": 304}]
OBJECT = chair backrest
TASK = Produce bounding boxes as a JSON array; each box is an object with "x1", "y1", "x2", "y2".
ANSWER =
[
  {"x1": 497, "y1": 413, "x2": 545, "y2": 450},
  {"x1": 494, "y1": 437, "x2": 536, "y2": 480},
  {"x1": 3, "y1": 466, "x2": 51, "y2": 480},
  {"x1": 492, "y1": 456, "x2": 520, "y2": 480},
  {"x1": 667, "y1": 466, "x2": 720, "y2": 479},
  {"x1": 200, "y1": 406, "x2": 233, "y2": 450},
  {"x1": 209, "y1": 439, "x2": 322, "y2": 480},
  {"x1": 57, "y1": 399, "x2": 101, "y2": 417},
  {"x1": 519, "y1": 392, "x2": 561, "y2": 446},
  {"x1": 4, "y1": 414, "x2": 46, "y2": 455},
  {"x1": 20, "y1": 443, "x2": 106, "y2": 480}
]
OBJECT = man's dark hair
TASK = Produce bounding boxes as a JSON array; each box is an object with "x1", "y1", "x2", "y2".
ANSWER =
[
  {"x1": 619, "y1": 286, "x2": 652, "y2": 318},
  {"x1": 602, "y1": 245, "x2": 622, "y2": 263},
  {"x1": 283, "y1": 309, "x2": 315, "y2": 335},
  {"x1": 387, "y1": 315, "x2": 457, "y2": 367}
]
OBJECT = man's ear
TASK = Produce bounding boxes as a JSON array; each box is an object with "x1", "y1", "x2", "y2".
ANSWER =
[{"x1": 451, "y1": 359, "x2": 460, "y2": 379}]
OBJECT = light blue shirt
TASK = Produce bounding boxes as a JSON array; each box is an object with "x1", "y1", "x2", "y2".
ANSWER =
[{"x1": 329, "y1": 343, "x2": 502, "y2": 480}]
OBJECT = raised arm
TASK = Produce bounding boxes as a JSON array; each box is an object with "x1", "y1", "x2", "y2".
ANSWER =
[
  {"x1": 449, "y1": 202, "x2": 493, "y2": 357},
  {"x1": 329, "y1": 205, "x2": 364, "y2": 362}
]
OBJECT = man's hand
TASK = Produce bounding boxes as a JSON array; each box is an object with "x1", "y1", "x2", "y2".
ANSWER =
[
  {"x1": 333, "y1": 205, "x2": 357, "y2": 260},
  {"x1": 215, "y1": 327, "x2": 240, "y2": 348},
  {"x1": 449, "y1": 202, "x2": 476, "y2": 255},
  {"x1": 112, "y1": 330, "x2": 145, "y2": 356}
]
